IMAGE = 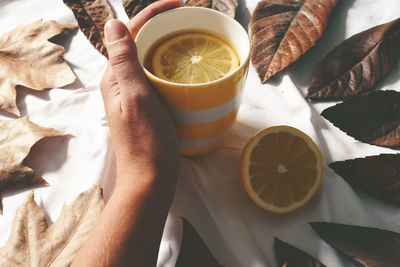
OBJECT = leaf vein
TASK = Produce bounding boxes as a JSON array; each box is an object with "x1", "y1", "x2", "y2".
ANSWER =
[{"x1": 47, "y1": 195, "x2": 95, "y2": 266}]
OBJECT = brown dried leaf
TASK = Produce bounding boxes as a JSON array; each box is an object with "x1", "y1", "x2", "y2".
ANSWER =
[
  {"x1": 0, "y1": 117, "x2": 66, "y2": 213},
  {"x1": 311, "y1": 222, "x2": 400, "y2": 266},
  {"x1": 123, "y1": 0, "x2": 159, "y2": 19},
  {"x1": 0, "y1": 20, "x2": 76, "y2": 116},
  {"x1": 329, "y1": 154, "x2": 400, "y2": 206},
  {"x1": 185, "y1": 0, "x2": 238, "y2": 18},
  {"x1": 176, "y1": 218, "x2": 223, "y2": 267},
  {"x1": 307, "y1": 17, "x2": 400, "y2": 100},
  {"x1": 321, "y1": 90, "x2": 400, "y2": 147},
  {"x1": 0, "y1": 185, "x2": 104, "y2": 266},
  {"x1": 63, "y1": 0, "x2": 115, "y2": 57},
  {"x1": 249, "y1": 0, "x2": 340, "y2": 83},
  {"x1": 274, "y1": 238, "x2": 326, "y2": 267}
]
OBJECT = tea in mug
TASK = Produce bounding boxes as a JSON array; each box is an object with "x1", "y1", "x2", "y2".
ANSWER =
[{"x1": 144, "y1": 29, "x2": 240, "y2": 84}]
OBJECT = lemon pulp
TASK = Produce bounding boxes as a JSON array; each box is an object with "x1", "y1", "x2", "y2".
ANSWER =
[
  {"x1": 151, "y1": 32, "x2": 239, "y2": 84},
  {"x1": 241, "y1": 126, "x2": 324, "y2": 214}
]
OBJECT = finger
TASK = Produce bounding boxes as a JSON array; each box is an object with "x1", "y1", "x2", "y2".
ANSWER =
[
  {"x1": 104, "y1": 19, "x2": 149, "y2": 101},
  {"x1": 100, "y1": 64, "x2": 118, "y2": 110},
  {"x1": 127, "y1": 0, "x2": 181, "y2": 39}
]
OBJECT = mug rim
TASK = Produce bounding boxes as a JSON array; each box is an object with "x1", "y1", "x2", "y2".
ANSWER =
[{"x1": 135, "y1": 6, "x2": 250, "y2": 88}]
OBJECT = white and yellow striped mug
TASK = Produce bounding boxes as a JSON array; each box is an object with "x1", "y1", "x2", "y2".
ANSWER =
[{"x1": 135, "y1": 7, "x2": 250, "y2": 156}]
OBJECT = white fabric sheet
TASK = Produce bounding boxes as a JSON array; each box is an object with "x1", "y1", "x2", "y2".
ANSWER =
[{"x1": 0, "y1": 0, "x2": 400, "y2": 266}]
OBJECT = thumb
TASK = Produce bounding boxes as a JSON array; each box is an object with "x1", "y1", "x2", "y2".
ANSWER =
[{"x1": 104, "y1": 19, "x2": 150, "y2": 99}]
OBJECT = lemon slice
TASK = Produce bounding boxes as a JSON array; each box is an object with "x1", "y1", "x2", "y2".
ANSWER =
[
  {"x1": 241, "y1": 126, "x2": 323, "y2": 214},
  {"x1": 152, "y1": 32, "x2": 239, "y2": 84}
]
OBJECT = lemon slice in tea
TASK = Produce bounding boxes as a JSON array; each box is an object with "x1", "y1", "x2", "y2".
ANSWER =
[
  {"x1": 241, "y1": 126, "x2": 323, "y2": 214},
  {"x1": 152, "y1": 32, "x2": 239, "y2": 84}
]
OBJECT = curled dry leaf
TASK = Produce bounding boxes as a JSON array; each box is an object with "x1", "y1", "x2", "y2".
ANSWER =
[
  {"x1": 274, "y1": 238, "x2": 326, "y2": 267},
  {"x1": 321, "y1": 90, "x2": 400, "y2": 147},
  {"x1": 185, "y1": 0, "x2": 238, "y2": 18},
  {"x1": 0, "y1": 20, "x2": 76, "y2": 116},
  {"x1": 311, "y1": 222, "x2": 400, "y2": 266},
  {"x1": 249, "y1": 0, "x2": 340, "y2": 83},
  {"x1": 176, "y1": 218, "x2": 223, "y2": 267},
  {"x1": 63, "y1": 0, "x2": 115, "y2": 57},
  {"x1": 123, "y1": 0, "x2": 159, "y2": 19},
  {"x1": 0, "y1": 185, "x2": 104, "y2": 266},
  {"x1": 329, "y1": 154, "x2": 400, "y2": 206},
  {"x1": 0, "y1": 117, "x2": 66, "y2": 213},
  {"x1": 307, "y1": 17, "x2": 400, "y2": 100}
]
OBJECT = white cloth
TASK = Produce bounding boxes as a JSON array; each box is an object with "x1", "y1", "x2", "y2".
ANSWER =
[{"x1": 0, "y1": 0, "x2": 399, "y2": 266}]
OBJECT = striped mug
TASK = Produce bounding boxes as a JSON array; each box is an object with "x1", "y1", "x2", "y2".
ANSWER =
[{"x1": 135, "y1": 7, "x2": 250, "y2": 156}]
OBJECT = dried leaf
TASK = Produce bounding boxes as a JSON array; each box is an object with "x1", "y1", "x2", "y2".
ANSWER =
[
  {"x1": 321, "y1": 90, "x2": 400, "y2": 147},
  {"x1": 329, "y1": 154, "x2": 400, "y2": 206},
  {"x1": 63, "y1": 0, "x2": 115, "y2": 57},
  {"x1": 0, "y1": 20, "x2": 76, "y2": 116},
  {"x1": 311, "y1": 222, "x2": 400, "y2": 266},
  {"x1": 0, "y1": 185, "x2": 104, "y2": 266},
  {"x1": 274, "y1": 237, "x2": 326, "y2": 267},
  {"x1": 176, "y1": 218, "x2": 223, "y2": 267},
  {"x1": 307, "y1": 17, "x2": 400, "y2": 100},
  {"x1": 185, "y1": 0, "x2": 238, "y2": 18},
  {"x1": 0, "y1": 117, "x2": 66, "y2": 213},
  {"x1": 123, "y1": 0, "x2": 159, "y2": 19},
  {"x1": 248, "y1": 0, "x2": 340, "y2": 83}
]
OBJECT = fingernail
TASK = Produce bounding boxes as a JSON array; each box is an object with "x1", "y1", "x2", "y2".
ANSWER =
[{"x1": 105, "y1": 19, "x2": 127, "y2": 43}]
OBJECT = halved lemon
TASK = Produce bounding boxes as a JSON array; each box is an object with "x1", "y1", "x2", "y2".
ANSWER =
[
  {"x1": 152, "y1": 32, "x2": 239, "y2": 84},
  {"x1": 241, "y1": 126, "x2": 323, "y2": 214}
]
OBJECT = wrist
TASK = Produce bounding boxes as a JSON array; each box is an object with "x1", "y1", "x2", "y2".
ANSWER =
[
  {"x1": 114, "y1": 159, "x2": 179, "y2": 194},
  {"x1": 112, "y1": 165, "x2": 178, "y2": 218}
]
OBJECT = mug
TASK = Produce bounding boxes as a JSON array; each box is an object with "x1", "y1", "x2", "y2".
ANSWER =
[{"x1": 135, "y1": 7, "x2": 250, "y2": 156}]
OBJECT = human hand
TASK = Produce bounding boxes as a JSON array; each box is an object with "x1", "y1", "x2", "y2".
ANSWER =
[
  {"x1": 101, "y1": 0, "x2": 181, "y2": 188},
  {"x1": 72, "y1": 3, "x2": 182, "y2": 266}
]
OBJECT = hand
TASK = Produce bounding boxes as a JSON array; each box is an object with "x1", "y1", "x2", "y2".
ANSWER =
[
  {"x1": 72, "y1": 3, "x2": 182, "y2": 266},
  {"x1": 101, "y1": 0, "x2": 181, "y2": 188}
]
